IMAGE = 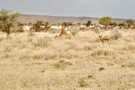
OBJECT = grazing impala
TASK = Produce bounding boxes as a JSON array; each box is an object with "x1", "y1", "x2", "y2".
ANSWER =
[{"x1": 99, "y1": 35, "x2": 110, "y2": 45}]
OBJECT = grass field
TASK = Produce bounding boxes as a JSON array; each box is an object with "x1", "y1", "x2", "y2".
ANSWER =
[{"x1": 0, "y1": 29, "x2": 135, "y2": 90}]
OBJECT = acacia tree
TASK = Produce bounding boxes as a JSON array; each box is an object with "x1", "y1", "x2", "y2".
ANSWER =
[
  {"x1": 16, "y1": 21, "x2": 24, "y2": 32},
  {"x1": 109, "y1": 22, "x2": 117, "y2": 29},
  {"x1": 28, "y1": 22, "x2": 32, "y2": 26},
  {"x1": 32, "y1": 20, "x2": 44, "y2": 32},
  {"x1": 125, "y1": 19, "x2": 134, "y2": 28},
  {"x1": 62, "y1": 22, "x2": 68, "y2": 27},
  {"x1": 86, "y1": 20, "x2": 91, "y2": 27},
  {"x1": 0, "y1": 9, "x2": 19, "y2": 39},
  {"x1": 118, "y1": 22, "x2": 125, "y2": 29},
  {"x1": 44, "y1": 22, "x2": 50, "y2": 30},
  {"x1": 62, "y1": 22, "x2": 73, "y2": 30},
  {"x1": 77, "y1": 22, "x2": 81, "y2": 26},
  {"x1": 99, "y1": 17, "x2": 112, "y2": 26}
]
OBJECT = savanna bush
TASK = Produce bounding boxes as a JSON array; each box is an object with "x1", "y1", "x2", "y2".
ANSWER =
[
  {"x1": 54, "y1": 60, "x2": 72, "y2": 69},
  {"x1": 78, "y1": 78, "x2": 88, "y2": 87},
  {"x1": 1, "y1": 53, "x2": 14, "y2": 59},
  {"x1": 32, "y1": 37, "x2": 51, "y2": 48},
  {"x1": 128, "y1": 43, "x2": 135, "y2": 50},
  {"x1": 122, "y1": 60, "x2": 135, "y2": 70},
  {"x1": 32, "y1": 50, "x2": 57, "y2": 60},
  {"x1": 110, "y1": 31, "x2": 122, "y2": 40},
  {"x1": 70, "y1": 26, "x2": 80, "y2": 36},
  {"x1": 91, "y1": 48, "x2": 116, "y2": 58}
]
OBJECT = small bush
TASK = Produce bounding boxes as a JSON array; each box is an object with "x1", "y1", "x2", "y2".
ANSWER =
[
  {"x1": 99, "y1": 67, "x2": 105, "y2": 71},
  {"x1": 84, "y1": 45, "x2": 92, "y2": 51},
  {"x1": 1, "y1": 53, "x2": 14, "y2": 59},
  {"x1": 3, "y1": 47, "x2": 12, "y2": 52},
  {"x1": 27, "y1": 30, "x2": 34, "y2": 36},
  {"x1": 109, "y1": 30, "x2": 122, "y2": 40},
  {"x1": 88, "y1": 75, "x2": 93, "y2": 79},
  {"x1": 121, "y1": 60, "x2": 135, "y2": 70},
  {"x1": 91, "y1": 48, "x2": 116, "y2": 57},
  {"x1": 19, "y1": 54, "x2": 31, "y2": 60},
  {"x1": 54, "y1": 60, "x2": 72, "y2": 69},
  {"x1": 32, "y1": 51, "x2": 57, "y2": 60},
  {"x1": 78, "y1": 78, "x2": 88, "y2": 87},
  {"x1": 70, "y1": 26, "x2": 80, "y2": 36},
  {"x1": 70, "y1": 30, "x2": 79, "y2": 36},
  {"x1": 33, "y1": 38, "x2": 50, "y2": 48},
  {"x1": 128, "y1": 44, "x2": 135, "y2": 50}
]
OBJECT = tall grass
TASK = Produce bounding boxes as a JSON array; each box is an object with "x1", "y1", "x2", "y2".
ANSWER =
[{"x1": 0, "y1": 30, "x2": 135, "y2": 90}]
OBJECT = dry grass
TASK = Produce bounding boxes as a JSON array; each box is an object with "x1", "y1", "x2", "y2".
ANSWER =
[{"x1": 0, "y1": 29, "x2": 135, "y2": 90}]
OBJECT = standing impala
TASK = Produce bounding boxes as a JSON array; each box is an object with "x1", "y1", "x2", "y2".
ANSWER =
[{"x1": 99, "y1": 35, "x2": 110, "y2": 45}]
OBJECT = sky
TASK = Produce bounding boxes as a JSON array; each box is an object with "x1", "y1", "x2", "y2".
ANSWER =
[{"x1": 0, "y1": 0, "x2": 135, "y2": 19}]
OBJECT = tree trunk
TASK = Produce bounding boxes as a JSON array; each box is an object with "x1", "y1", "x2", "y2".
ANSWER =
[{"x1": 6, "y1": 28, "x2": 10, "y2": 39}]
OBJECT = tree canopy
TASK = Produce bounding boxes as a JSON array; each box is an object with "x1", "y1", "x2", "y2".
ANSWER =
[
  {"x1": 125, "y1": 19, "x2": 134, "y2": 27},
  {"x1": 0, "y1": 8, "x2": 19, "y2": 39},
  {"x1": 32, "y1": 20, "x2": 44, "y2": 32},
  {"x1": 86, "y1": 20, "x2": 91, "y2": 27},
  {"x1": 99, "y1": 17, "x2": 113, "y2": 26}
]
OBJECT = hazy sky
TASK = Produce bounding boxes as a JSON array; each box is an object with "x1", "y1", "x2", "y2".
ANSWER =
[{"x1": 0, "y1": 0, "x2": 135, "y2": 19}]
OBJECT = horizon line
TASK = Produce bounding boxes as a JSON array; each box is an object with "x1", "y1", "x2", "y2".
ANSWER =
[{"x1": 20, "y1": 13, "x2": 134, "y2": 20}]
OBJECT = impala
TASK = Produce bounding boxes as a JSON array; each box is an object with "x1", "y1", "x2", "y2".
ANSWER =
[{"x1": 99, "y1": 35, "x2": 110, "y2": 45}]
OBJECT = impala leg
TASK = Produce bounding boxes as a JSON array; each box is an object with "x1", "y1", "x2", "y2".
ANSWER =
[{"x1": 102, "y1": 41, "x2": 104, "y2": 46}]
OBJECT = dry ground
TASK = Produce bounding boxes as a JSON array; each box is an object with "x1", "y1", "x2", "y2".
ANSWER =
[{"x1": 0, "y1": 29, "x2": 135, "y2": 90}]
